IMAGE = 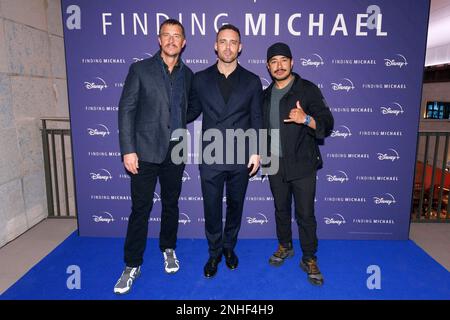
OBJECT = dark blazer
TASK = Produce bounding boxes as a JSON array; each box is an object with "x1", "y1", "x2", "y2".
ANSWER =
[
  {"x1": 187, "y1": 64, "x2": 263, "y2": 170},
  {"x1": 118, "y1": 52, "x2": 193, "y2": 164},
  {"x1": 262, "y1": 73, "x2": 334, "y2": 181}
]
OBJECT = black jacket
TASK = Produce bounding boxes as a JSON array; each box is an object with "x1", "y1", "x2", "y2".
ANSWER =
[
  {"x1": 262, "y1": 73, "x2": 334, "y2": 181},
  {"x1": 187, "y1": 64, "x2": 263, "y2": 170},
  {"x1": 118, "y1": 52, "x2": 193, "y2": 163}
]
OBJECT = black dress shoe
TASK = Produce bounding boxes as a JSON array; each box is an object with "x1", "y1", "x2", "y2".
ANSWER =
[
  {"x1": 204, "y1": 256, "x2": 221, "y2": 278},
  {"x1": 223, "y1": 248, "x2": 238, "y2": 270}
]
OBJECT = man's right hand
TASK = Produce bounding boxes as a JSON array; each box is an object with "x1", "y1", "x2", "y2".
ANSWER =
[{"x1": 123, "y1": 153, "x2": 139, "y2": 174}]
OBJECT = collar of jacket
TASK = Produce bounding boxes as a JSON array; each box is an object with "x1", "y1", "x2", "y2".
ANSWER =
[
  {"x1": 154, "y1": 50, "x2": 184, "y2": 71},
  {"x1": 265, "y1": 72, "x2": 302, "y2": 99}
]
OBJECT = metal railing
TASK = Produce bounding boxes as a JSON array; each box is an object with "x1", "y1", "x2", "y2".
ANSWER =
[
  {"x1": 40, "y1": 119, "x2": 448, "y2": 222},
  {"x1": 41, "y1": 118, "x2": 76, "y2": 218},
  {"x1": 412, "y1": 132, "x2": 450, "y2": 222}
]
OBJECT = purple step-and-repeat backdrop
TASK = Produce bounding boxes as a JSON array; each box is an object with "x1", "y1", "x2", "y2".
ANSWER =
[{"x1": 62, "y1": 0, "x2": 429, "y2": 240}]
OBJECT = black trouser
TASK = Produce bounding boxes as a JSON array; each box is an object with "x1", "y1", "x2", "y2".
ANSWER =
[
  {"x1": 124, "y1": 141, "x2": 185, "y2": 267},
  {"x1": 268, "y1": 165, "x2": 318, "y2": 261},
  {"x1": 200, "y1": 166, "x2": 249, "y2": 259}
]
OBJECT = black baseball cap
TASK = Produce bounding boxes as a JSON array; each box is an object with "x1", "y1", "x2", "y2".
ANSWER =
[{"x1": 267, "y1": 42, "x2": 292, "y2": 61}]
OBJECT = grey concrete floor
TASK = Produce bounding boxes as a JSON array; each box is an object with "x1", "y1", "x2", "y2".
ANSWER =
[
  {"x1": 409, "y1": 222, "x2": 450, "y2": 272},
  {"x1": 0, "y1": 219, "x2": 77, "y2": 295},
  {"x1": 0, "y1": 219, "x2": 448, "y2": 295}
]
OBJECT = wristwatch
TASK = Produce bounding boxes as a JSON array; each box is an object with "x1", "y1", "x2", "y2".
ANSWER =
[{"x1": 304, "y1": 115, "x2": 311, "y2": 126}]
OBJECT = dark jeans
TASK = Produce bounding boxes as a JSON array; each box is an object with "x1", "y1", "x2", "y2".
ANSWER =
[
  {"x1": 268, "y1": 165, "x2": 318, "y2": 261},
  {"x1": 200, "y1": 166, "x2": 249, "y2": 258},
  {"x1": 124, "y1": 141, "x2": 185, "y2": 267}
]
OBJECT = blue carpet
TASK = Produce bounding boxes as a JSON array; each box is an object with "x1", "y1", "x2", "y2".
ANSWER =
[{"x1": 1, "y1": 232, "x2": 449, "y2": 300}]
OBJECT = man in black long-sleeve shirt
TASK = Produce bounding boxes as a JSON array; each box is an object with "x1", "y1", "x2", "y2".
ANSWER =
[{"x1": 187, "y1": 24, "x2": 262, "y2": 278}]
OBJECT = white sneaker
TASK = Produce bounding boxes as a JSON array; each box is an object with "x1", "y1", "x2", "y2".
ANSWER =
[
  {"x1": 163, "y1": 249, "x2": 180, "y2": 274},
  {"x1": 113, "y1": 266, "x2": 141, "y2": 294}
]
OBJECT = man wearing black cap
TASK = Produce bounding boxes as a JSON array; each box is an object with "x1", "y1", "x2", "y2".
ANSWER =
[{"x1": 263, "y1": 42, "x2": 334, "y2": 286}]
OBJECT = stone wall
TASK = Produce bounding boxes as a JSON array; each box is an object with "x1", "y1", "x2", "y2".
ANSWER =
[
  {"x1": 0, "y1": 0, "x2": 68, "y2": 247},
  {"x1": 0, "y1": 1, "x2": 448, "y2": 247}
]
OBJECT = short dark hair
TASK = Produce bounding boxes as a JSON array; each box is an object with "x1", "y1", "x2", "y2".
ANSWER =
[
  {"x1": 216, "y1": 24, "x2": 241, "y2": 41},
  {"x1": 159, "y1": 18, "x2": 185, "y2": 38}
]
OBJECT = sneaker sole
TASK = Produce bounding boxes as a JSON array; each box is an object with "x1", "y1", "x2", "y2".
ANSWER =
[
  {"x1": 113, "y1": 271, "x2": 140, "y2": 295},
  {"x1": 114, "y1": 288, "x2": 131, "y2": 295},
  {"x1": 269, "y1": 251, "x2": 294, "y2": 267},
  {"x1": 307, "y1": 278, "x2": 324, "y2": 286},
  {"x1": 165, "y1": 268, "x2": 179, "y2": 274},
  {"x1": 300, "y1": 263, "x2": 324, "y2": 286}
]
